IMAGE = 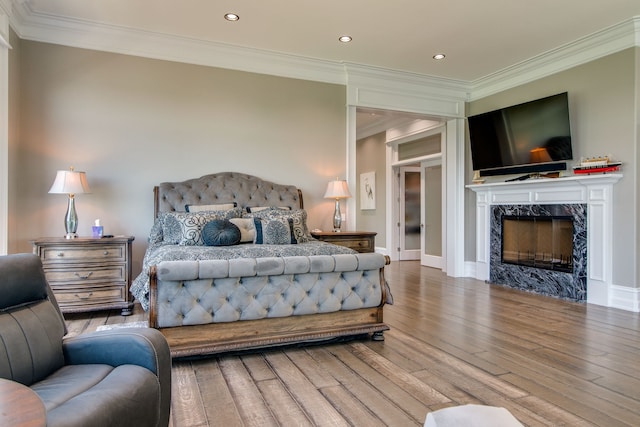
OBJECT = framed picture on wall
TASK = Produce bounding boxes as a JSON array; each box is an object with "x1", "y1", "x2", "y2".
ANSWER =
[{"x1": 360, "y1": 171, "x2": 376, "y2": 210}]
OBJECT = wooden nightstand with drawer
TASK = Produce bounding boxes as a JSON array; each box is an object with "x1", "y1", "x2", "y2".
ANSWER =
[
  {"x1": 310, "y1": 231, "x2": 376, "y2": 253},
  {"x1": 32, "y1": 236, "x2": 135, "y2": 316}
]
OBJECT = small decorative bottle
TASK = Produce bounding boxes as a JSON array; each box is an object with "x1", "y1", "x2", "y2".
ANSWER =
[{"x1": 92, "y1": 219, "x2": 104, "y2": 238}]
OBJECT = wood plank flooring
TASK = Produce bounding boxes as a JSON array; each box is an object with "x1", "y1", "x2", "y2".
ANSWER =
[{"x1": 65, "y1": 261, "x2": 640, "y2": 426}]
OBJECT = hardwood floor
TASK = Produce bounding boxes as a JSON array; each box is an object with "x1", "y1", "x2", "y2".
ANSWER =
[{"x1": 65, "y1": 261, "x2": 640, "y2": 426}]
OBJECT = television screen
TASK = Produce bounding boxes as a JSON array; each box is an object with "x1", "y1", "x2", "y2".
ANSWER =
[{"x1": 468, "y1": 92, "x2": 572, "y2": 176}]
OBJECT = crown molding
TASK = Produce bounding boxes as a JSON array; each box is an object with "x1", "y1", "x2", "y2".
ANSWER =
[
  {"x1": 355, "y1": 120, "x2": 388, "y2": 141},
  {"x1": 345, "y1": 63, "x2": 469, "y2": 118},
  {"x1": 0, "y1": 0, "x2": 10, "y2": 47},
  {"x1": 8, "y1": 0, "x2": 348, "y2": 85},
  {"x1": 385, "y1": 119, "x2": 444, "y2": 145},
  {"x1": 357, "y1": 116, "x2": 422, "y2": 141},
  {"x1": 470, "y1": 16, "x2": 640, "y2": 100},
  {"x1": 345, "y1": 62, "x2": 470, "y2": 102},
  {"x1": 5, "y1": 2, "x2": 640, "y2": 105},
  {"x1": 0, "y1": 0, "x2": 10, "y2": 16}
]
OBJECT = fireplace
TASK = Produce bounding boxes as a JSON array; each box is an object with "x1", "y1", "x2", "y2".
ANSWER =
[
  {"x1": 490, "y1": 204, "x2": 587, "y2": 301},
  {"x1": 501, "y1": 215, "x2": 573, "y2": 273},
  {"x1": 468, "y1": 174, "x2": 622, "y2": 308}
]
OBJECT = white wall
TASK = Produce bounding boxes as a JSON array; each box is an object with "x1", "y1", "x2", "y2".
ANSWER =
[{"x1": 11, "y1": 40, "x2": 347, "y2": 274}]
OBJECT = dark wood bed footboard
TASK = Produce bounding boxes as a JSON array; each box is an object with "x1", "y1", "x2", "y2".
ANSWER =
[
  {"x1": 156, "y1": 308, "x2": 388, "y2": 358},
  {"x1": 148, "y1": 263, "x2": 390, "y2": 358}
]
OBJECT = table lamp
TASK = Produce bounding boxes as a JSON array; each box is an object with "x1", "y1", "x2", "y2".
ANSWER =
[
  {"x1": 530, "y1": 147, "x2": 552, "y2": 163},
  {"x1": 48, "y1": 167, "x2": 91, "y2": 239},
  {"x1": 324, "y1": 178, "x2": 351, "y2": 232}
]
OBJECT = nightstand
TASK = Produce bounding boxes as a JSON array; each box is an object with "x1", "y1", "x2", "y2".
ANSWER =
[
  {"x1": 310, "y1": 231, "x2": 376, "y2": 253},
  {"x1": 31, "y1": 236, "x2": 135, "y2": 316}
]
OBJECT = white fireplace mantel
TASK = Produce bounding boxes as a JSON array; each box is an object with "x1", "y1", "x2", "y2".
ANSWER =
[{"x1": 467, "y1": 174, "x2": 622, "y2": 308}]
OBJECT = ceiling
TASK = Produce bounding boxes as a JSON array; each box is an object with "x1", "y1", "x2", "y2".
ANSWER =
[
  {"x1": 6, "y1": 1, "x2": 640, "y2": 136},
  {"x1": 14, "y1": 0, "x2": 640, "y2": 82}
]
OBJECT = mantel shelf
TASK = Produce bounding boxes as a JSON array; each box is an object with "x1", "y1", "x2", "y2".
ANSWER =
[{"x1": 467, "y1": 173, "x2": 622, "y2": 193}]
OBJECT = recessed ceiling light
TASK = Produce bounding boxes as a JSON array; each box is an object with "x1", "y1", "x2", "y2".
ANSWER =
[
  {"x1": 339, "y1": 35, "x2": 352, "y2": 43},
  {"x1": 433, "y1": 53, "x2": 446, "y2": 60},
  {"x1": 224, "y1": 13, "x2": 240, "y2": 21}
]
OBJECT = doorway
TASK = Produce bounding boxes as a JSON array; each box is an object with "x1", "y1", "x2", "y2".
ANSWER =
[
  {"x1": 352, "y1": 103, "x2": 465, "y2": 277},
  {"x1": 398, "y1": 166, "x2": 420, "y2": 260},
  {"x1": 397, "y1": 162, "x2": 443, "y2": 267}
]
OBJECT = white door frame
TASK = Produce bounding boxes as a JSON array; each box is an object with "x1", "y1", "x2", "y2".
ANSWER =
[
  {"x1": 386, "y1": 124, "x2": 446, "y2": 266},
  {"x1": 378, "y1": 117, "x2": 464, "y2": 277},
  {"x1": 346, "y1": 74, "x2": 466, "y2": 277},
  {"x1": 388, "y1": 128, "x2": 446, "y2": 269}
]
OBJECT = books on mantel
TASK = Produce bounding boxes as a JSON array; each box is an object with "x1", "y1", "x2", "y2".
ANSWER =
[{"x1": 573, "y1": 156, "x2": 622, "y2": 174}]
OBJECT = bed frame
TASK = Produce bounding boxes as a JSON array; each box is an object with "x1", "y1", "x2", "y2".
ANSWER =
[{"x1": 147, "y1": 172, "x2": 390, "y2": 357}]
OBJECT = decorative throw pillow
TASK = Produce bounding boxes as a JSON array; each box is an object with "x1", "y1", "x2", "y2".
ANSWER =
[
  {"x1": 202, "y1": 220, "x2": 242, "y2": 246},
  {"x1": 229, "y1": 218, "x2": 256, "y2": 243},
  {"x1": 185, "y1": 202, "x2": 237, "y2": 212},
  {"x1": 161, "y1": 208, "x2": 242, "y2": 245},
  {"x1": 148, "y1": 216, "x2": 165, "y2": 244},
  {"x1": 245, "y1": 206, "x2": 291, "y2": 213},
  {"x1": 254, "y1": 218, "x2": 296, "y2": 245},
  {"x1": 244, "y1": 208, "x2": 310, "y2": 243}
]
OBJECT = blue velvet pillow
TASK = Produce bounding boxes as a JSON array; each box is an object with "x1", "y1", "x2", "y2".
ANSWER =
[
  {"x1": 161, "y1": 208, "x2": 242, "y2": 245},
  {"x1": 202, "y1": 220, "x2": 242, "y2": 246}
]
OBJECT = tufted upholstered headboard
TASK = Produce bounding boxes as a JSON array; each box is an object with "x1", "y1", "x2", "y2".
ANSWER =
[{"x1": 153, "y1": 172, "x2": 303, "y2": 218}]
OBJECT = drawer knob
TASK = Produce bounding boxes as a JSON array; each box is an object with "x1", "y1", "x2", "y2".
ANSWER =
[
  {"x1": 74, "y1": 292, "x2": 94, "y2": 300},
  {"x1": 57, "y1": 252, "x2": 64, "y2": 257},
  {"x1": 74, "y1": 272, "x2": 93, "y2": 280},
  {"x1": 103, "y1": 251, "x2": 109, "y2": 256}
]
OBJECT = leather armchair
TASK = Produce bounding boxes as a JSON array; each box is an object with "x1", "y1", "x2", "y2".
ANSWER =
[{"x1": 0, "y1": 253, "x2": 171, "y2": 427}]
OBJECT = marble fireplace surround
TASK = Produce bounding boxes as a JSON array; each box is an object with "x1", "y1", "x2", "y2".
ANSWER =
[
  {"x1": 490, "y1": 203, "x2": 587, "y2": 301},
  {"x1": 468, "y1": 174, "x2": 622, "y2": 307}
]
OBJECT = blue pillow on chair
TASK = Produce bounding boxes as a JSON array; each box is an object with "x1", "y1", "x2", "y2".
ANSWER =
[{"x1": 202, "y1": 220, "x2": 242, "y2": 246}]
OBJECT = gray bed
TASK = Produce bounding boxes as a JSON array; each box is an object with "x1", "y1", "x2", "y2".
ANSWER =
[{"x1": 131, "y1": 172, "x2": 391, "y2": 357}]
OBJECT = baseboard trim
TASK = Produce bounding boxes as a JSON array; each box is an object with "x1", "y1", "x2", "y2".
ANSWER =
[
  {"x1": 610, "y1": 284, "x2": 640, "y2": 312},
  {"x1": 375, "y1": 246, "x2": 390, "y2": 257},
  {"x1": 464, "y1": 261, "x2": 477, "y2": 278}
]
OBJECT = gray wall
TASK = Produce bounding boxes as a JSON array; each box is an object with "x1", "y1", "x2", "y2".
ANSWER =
[
  {"x1": 8, "y1": 35, "x2": 639, "y2": 289},
  {"x1": 356, "y1": 132, "x2": 387, "y2": 247},
  {"x1": 636, "y1": 47, "x2": 640, "y2": 286},
  {"x1": 10, "y1": 40, "x2": 347, "y2": 274},
  {"x1": 8, "y1": 29, "x2": 20, "y2": 247},
  {"x1": 467, "y1": 47, "x2": 639, "y2": 288}
]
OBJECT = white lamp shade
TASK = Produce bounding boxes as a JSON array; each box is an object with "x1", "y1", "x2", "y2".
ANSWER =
[
  {"x1": 324, "y1": 180, "x2": 351, "y2": 199},
  {"x1": 48, "y1": 170, "x2": 91, "y2": 195}
]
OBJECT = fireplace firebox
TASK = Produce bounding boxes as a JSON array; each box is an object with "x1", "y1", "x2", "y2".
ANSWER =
[
  {"x1": 488, "y1": 203, "x2": 587, "y2": 302},
  {"x1": 501, "y1": 216, "x2": 573, "y2": 273}
]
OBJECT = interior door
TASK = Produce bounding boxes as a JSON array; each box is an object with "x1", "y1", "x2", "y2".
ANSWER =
[
  {"x1": 399, "y1": 167, "x2": 420, "y2": 260},
  {"x1": 421, "y1": 162, "x2": 443, "y2": 268}
]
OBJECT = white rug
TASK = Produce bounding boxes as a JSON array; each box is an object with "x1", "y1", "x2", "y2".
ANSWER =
[{"x1": 96, "y1": 321, "x2": 149, "y2": 331}]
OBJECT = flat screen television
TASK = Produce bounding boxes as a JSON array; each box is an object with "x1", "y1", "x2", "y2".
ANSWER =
[{"x1": 468, "y1": 92, "x2": 573, "y2": 177}]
